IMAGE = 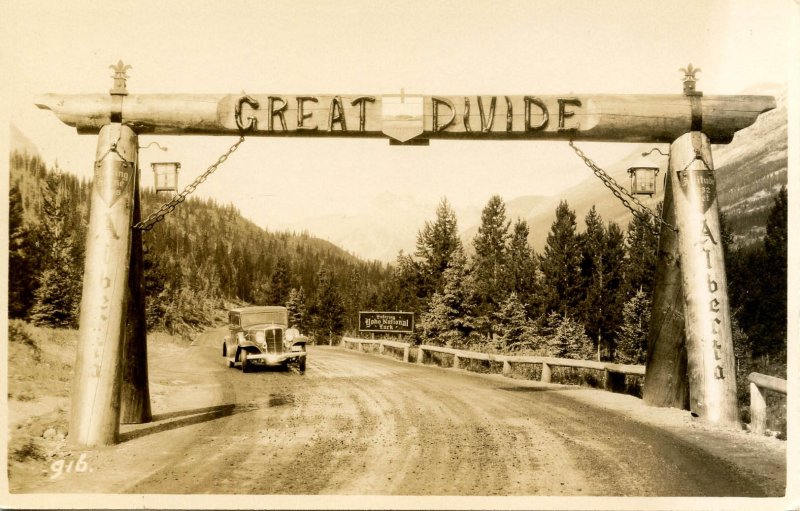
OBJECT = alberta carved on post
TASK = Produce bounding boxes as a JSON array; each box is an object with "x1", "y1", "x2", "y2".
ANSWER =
[{"x1": 36, "y1": 63, "x2": 774, "y2": 446}]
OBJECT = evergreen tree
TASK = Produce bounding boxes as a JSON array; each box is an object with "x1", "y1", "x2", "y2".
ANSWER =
[
  {"x1": 539, "y1": 201, "x2": 582, "y2": 316},
  {"x1": 542, "y1": 311, "x2": 594, "y2": 360},
  {"x1": 624, "y1": 207, "x2": 660, "y2": 297},
  {"x1": 506, "y1": 219, "x2": 539, "y2": 315},
  {"x1": 615, "y1": 288, "x2": 651, "y2": 364},
  {"x1": 494, "y1": 292, "x2": 537, "y2": 351},
  {"x1": 8, "y1": 184, "x2": 38, "y2": 318},
  {"x1": 420, "y1": 246, "x2": 476, "y2": 346},
  {"x1": 286, "y1": 287, "x2": 309, "y2": 332},
  {"x1": 312, "y1": 267, "x2": 345, "y2": 343},
  {"x1": 387, "y1": 251, "x2": 425, "y2": 315},
  {"x1": 415, "y1": 198, "x2": 462, "y2": 298},
  {"x1": 471, "y1": 195, "x2": 511, "y2": 335},
  {"x1": 267, "y1": 256, "x2": 292, "y2": 305},
  {"x1": 28, "y1": 174, "x2": 81, "y2": 327}
]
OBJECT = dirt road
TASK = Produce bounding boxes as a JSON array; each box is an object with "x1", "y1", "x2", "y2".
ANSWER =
[{"x1": 11, "y1": 327, "x2": 786, "y2": 496}]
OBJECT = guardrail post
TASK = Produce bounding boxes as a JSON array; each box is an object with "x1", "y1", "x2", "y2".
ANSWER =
[
  {"x1": 502, "y1": 359, "x2": 511, "y2": 377},
  {"x1": 403, "y1": 345, "x2": 410, "y2": 363},
  {"x1": 604, "y1": 369, "x2": 626, "y2": 393},
  {"x1": 379, "y1": 342, "x2": 385, "y2": 355},
  {"x1": 541, "y1": 362, "x2": 552, "y2": 383},
  {"x1": 453, "y1": 354, "x2": 460, "y2": 370},
  {"x1": 749, "y1": 381, "x2": 767, "y2": 435}
]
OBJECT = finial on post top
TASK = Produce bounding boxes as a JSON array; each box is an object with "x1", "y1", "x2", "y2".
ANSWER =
[
  {"x1": 109, "y1": 60, "x2": 132, "y2": 96},
  {"x1": 680, "y1": 64, "x2": 702, "y2": 96}
]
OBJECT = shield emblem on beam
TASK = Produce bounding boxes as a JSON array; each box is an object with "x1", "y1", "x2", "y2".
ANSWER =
[{"x1": 382, "y1": 94, "x2": 424, "y2": 143}]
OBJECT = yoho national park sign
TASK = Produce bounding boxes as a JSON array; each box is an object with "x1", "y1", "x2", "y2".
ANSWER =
[{"x1": 359, "y1": 312, "x2": 414, "y2": 334}]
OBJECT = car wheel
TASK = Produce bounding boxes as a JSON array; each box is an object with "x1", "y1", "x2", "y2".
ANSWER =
[
  {"x1": 240, "y1": 351, "x2": 250, "y2": 373},
  {"x1": 298, "y1": 356, "x2": 306, "y2": 373}
]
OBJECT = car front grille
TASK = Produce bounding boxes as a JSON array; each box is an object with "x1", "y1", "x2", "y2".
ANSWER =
[{"x1": 264, "y1": 329, "x2": 283, "y2": 353}]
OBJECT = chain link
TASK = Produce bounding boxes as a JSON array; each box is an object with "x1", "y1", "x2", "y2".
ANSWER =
[
  {"x1": 134, "y1": 135, "x2": 246, "y2": 231},
  {"x1": 568, "y1": 140, "x2": 677, "y2": 235}
]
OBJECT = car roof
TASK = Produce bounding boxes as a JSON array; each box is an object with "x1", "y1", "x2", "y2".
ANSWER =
[{"x1": 230, "y1": 306, "x2": 288, "y2": 314}]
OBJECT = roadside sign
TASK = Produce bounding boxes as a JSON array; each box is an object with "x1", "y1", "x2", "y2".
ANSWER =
[{"x1": 359, "y1": 311, "x2": 414, "y2": 334}]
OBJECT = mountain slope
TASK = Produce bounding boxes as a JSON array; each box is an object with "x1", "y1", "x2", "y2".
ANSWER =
[{"x1": 489, "y1": 86, "x2": 788, "y2": 251}]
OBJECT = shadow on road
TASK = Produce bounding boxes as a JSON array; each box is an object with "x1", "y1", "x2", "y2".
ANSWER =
[
  {"x1": 498, "y1": 385, "x2": 583, "y2": 393},
  {"x1": 119, "y1": 403, "x2": 252, "y2": 442}
]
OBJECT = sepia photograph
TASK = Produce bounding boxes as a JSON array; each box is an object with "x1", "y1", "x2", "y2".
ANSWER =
[{"x1": 1, "y1": 0, "x2": 797, "y2": 509}]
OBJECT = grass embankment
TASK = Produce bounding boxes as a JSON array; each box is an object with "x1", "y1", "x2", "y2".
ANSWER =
[{"x1": 6, "y1": 319, "x2": 203, "y2": 479}]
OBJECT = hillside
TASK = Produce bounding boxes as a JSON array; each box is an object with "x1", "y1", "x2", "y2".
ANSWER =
[
  {"x1": 479, "y1": 86, "x2": 788, "y2": 250},
  {"x1": 8, "y1": 135, "x2": 393, "y2": 336}
]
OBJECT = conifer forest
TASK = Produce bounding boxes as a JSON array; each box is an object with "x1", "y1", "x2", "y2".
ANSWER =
[{"x1": 9, "y1": 150, "x2": 787, "y2": 403}]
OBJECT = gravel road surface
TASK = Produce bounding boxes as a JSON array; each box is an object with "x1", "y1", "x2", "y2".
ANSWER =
[{"x1": 12, "y1": 327, "x2": 786, "y2": 496}]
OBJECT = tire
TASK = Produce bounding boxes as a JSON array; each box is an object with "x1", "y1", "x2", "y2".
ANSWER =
[
  {"x1": 298, "y1": 356, "x2": 306, "y2": 373},
  {"x1": 240, "y1": 350, "x2": 250, "y2": 373}
]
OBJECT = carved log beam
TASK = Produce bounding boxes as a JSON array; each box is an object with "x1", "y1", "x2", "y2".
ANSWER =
[{"x1": 36, "y1": 93, "x2": 775, "y2": 144}]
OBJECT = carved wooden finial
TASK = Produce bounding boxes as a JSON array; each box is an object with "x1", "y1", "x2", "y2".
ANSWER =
[{"x1": 109, "y1": 60, "x2": 132, "y2": 95}]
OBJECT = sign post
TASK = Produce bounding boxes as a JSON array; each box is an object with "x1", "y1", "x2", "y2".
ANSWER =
[
  {"x1": 70, "y1": 122, "x2": 138, "y2": 446},
  {"x1": 666, "y1": 131, "x2": 738, "y2": 425}
]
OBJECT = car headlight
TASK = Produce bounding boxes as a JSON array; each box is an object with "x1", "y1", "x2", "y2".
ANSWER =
[{"x1": 255, "y1": 331, "x2": 266, "y2": 345}]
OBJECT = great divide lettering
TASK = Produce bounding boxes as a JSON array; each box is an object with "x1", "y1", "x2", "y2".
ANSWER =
[
  {"x1": 232, "y1": 94, "x2": 585, "y2": 137},
  {"x1": 359, "y1": 311, "x2": 414, "y2": 334}
]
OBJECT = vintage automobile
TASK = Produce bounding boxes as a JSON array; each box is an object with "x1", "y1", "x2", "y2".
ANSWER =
[{"x1": 222, "y1": 306, "x2": 307, "y2": 373}]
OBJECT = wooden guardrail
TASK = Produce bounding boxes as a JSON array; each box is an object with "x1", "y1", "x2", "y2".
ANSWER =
[
  {"x1": 747, "y1": 372, "x2": 787, "y2": 435},
  {"x1": 342, "y1": 337, "x2": 411, "y2": 363},
  {"x1": 417, "y1": 344, "x2": 644, "y2": 392},
  {"x1": 342, "y1": 337, "x2": 644, "y2": 392}
]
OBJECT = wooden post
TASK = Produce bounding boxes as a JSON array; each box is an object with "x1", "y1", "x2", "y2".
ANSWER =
[
  {"x1": 643, "y1": 169, "x2": 690, "y2": 409},
  {"x1": 403, "y1": 345, "x2": 409, "y2": 363},
  {"x1": 502, "y1": 359, "x2": 511, "y2": 377},
  {"x1": 417, "y1": 347, "x2": 425, "y2": 364},
  {"x1": 70, "y1": 123, "x2": 137, "y2": 446},
  {"x1": 452, "y1": 354, "x2": 460, "y2": 370},
  {"x1": 541, "y1": 362, "x2": 552, "y2": 383},
  {"x1": 749, "y1": 382, "x2": 767, "y2": 435},
  {"x1": 120, "y1": 171, "x2": 152, "y2": 424},
  {"x1": 669, "y1": 132, "x2": 738, "y2": 425}
]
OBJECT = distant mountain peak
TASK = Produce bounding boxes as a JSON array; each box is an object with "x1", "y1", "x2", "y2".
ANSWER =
[{"x1": 10, "y1": 124, "x2": 41, "y2": 157}]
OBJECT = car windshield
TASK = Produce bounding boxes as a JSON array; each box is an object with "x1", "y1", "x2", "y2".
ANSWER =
[{"x1": 240, "y1": 310, "x2": 287, "y2": 328}]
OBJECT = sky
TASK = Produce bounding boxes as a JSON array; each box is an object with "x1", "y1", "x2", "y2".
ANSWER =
[{"x1": 1, "y1": 0, "x2": 796, "y2": 239}]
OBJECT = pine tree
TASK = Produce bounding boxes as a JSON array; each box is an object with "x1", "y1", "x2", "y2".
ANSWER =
[
  {"x1": 542, "y1": 311, "x2": 594, "y2": 360},
  {"x1": 312, "y1": 267, "x2": 345, "y2": 343},
  {"x1": 415, "y1": 198, "x2": 462, "y2": 298},
  {"x1": 268, "y1": 256, "x2": 292, "y2": 305},
  {"x1": 286, "y1": 287, "x2": 309, "y2": 332},
  {"x1": 539, "y1": 201, "x2": 582, "y2": 316},
  {"x1": 420, "y1": 246, "x2": 476, "y2": 346},
  {"x1": 506, "y1": 219, "x2": 538, "y2": 314},
  {"x1": 8, "y1": 183, "x2": 38, "y2": 318},
  {"x1": 472, "y1": 195, "x2": 511, "y2": 335},
  {"x1": 615, "y1": 288, "x2": 651, "y2": 364},
  {"x1": 624, "y1": 207, "x2": 660, "y2": 297},
  {"x1": 28, "y1": 174, "x2": 81, "y2": 327},
  {"x1": 494, "y1": 292, "x2": 537, "y2": 352}
]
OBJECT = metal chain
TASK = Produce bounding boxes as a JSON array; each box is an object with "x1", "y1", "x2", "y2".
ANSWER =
[
  {"x1": 568, "y1": 140, "x2": 677, "y2": 234},
  {"x1": 134, "y1": 135, "x2": 246, "y2": 231}
]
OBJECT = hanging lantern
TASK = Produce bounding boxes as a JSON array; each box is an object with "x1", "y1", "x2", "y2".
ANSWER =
[
  {"x1": 151, "y1": 161, "x2": 180, "y2": 193},
  {"x1": 627, "y1": 164, "x2": 659, "y2": 196}
]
